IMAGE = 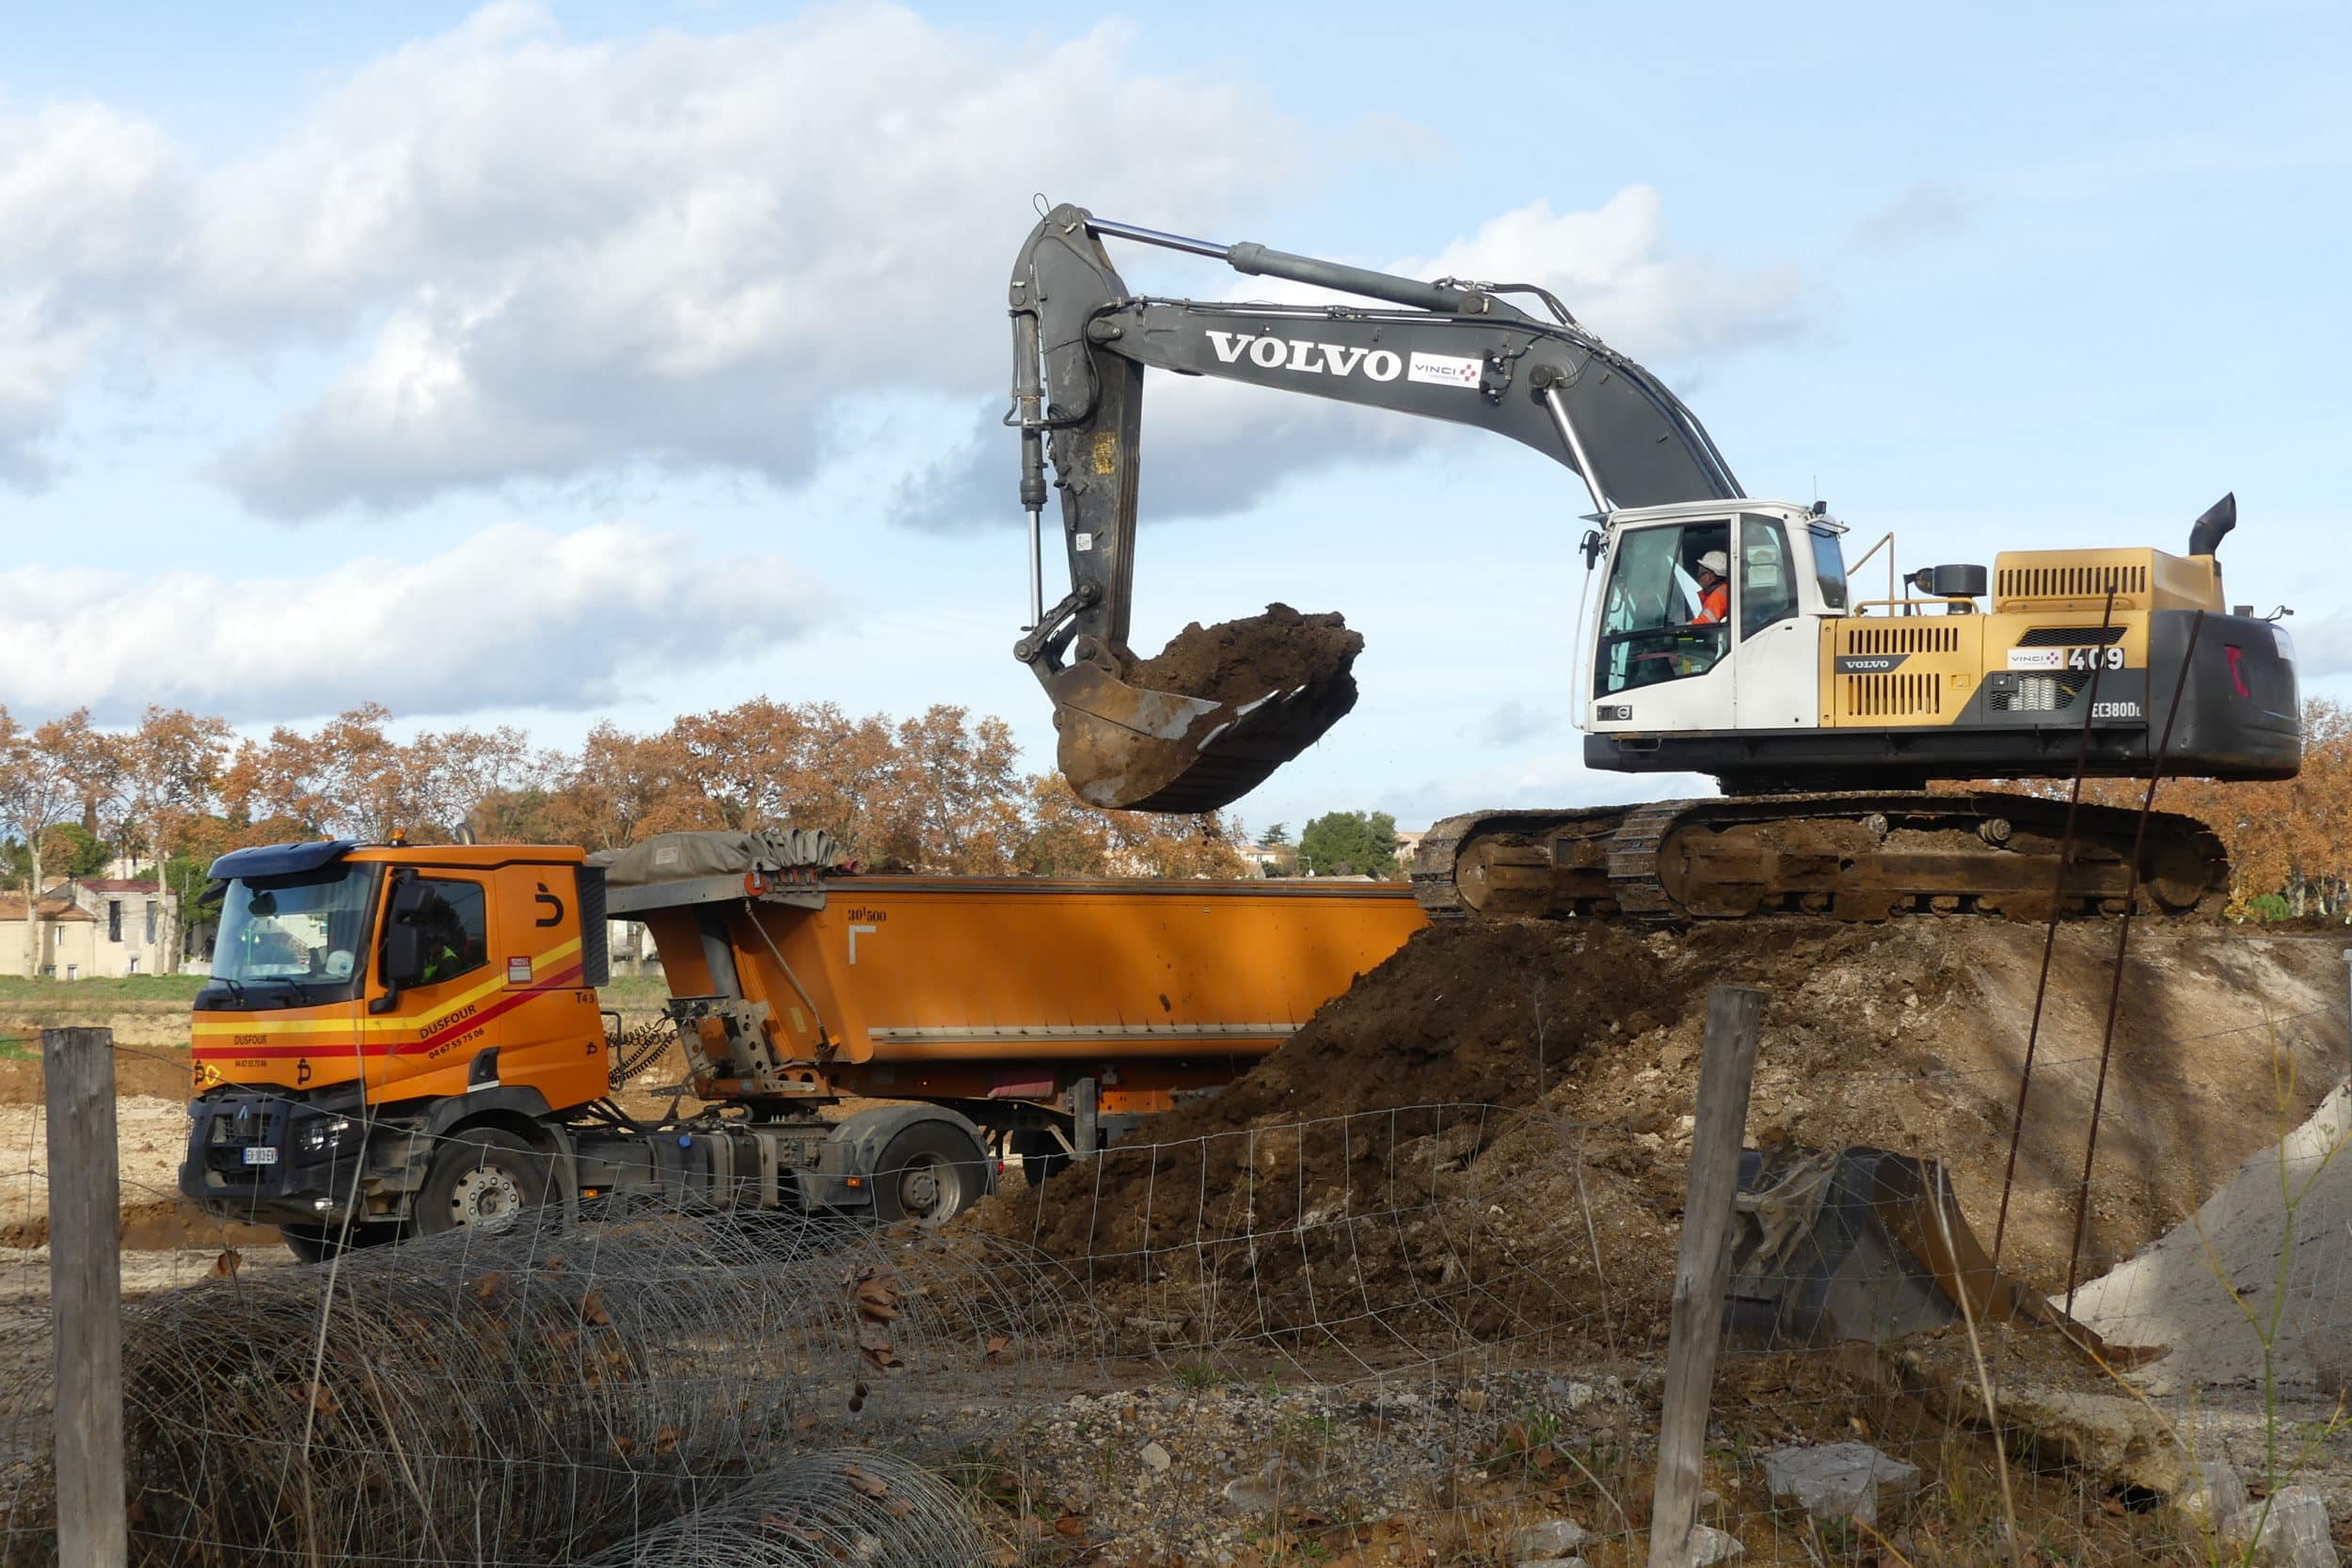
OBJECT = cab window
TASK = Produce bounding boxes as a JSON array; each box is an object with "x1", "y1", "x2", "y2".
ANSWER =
[
  {"x1": 406, "y1": 878, "x2": 488, "y2": 986},
  {"x1": 1740, "y1": 515, "x2": 1798, "y2": 637},
  {"x1": 1809, "y1": 524, "x2": 1850, "y2": 611},
  {"x1": 1596, "y1": 520, "x2": 1732, "y2": 696}
]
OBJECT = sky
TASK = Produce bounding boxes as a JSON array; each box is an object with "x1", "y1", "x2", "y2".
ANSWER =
[{"x1": 2, "y1": 0, "x2": 2346, "y2": 835}]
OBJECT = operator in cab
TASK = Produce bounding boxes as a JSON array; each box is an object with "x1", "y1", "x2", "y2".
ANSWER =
[{"x1": 1692, "y1": 549, "x2": 1730, "y2": 626}]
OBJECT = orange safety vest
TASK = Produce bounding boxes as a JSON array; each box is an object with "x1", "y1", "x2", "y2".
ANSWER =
[{"x1": 1694, "y1": 580, "x2": 1729, "y2": 625}]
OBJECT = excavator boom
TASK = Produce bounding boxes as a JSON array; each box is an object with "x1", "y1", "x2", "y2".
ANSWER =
[{"x1": 1007, "y1": 202, "x2": 1740, "y2": 811}]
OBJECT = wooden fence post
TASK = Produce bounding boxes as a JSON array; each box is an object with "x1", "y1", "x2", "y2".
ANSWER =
[
  {"x1": 1647, "y1": 986, "x2": 1764, "y2": 1568},
  {"x1": 43, "y1": 1026, "x2": 126, "y2": 1568}
]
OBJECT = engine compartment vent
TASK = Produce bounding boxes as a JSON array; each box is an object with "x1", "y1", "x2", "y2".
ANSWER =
[
  {"x1": 1842, "y1": 673, "x2": 1945, "y2": 720},
  {"x1": 1843, "y1": 624, "x2": 1962, "y2": 656}
]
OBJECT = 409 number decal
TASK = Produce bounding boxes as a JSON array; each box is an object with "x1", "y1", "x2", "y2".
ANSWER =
[{"x1": 2067, "y1": 645, "x2": 2125, "y2": 671}]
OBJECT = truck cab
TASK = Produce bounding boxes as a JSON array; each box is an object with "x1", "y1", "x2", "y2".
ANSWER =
[{"x1": 181, "y1": 839, "x2": 611, "y2": 1254}]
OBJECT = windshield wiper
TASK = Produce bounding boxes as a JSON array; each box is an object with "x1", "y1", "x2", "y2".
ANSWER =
[
  {"x1": 212, "y1": 975, "x2": 246, "y2": 1005},
  {"x1": 247, "y1": 975, "x2": 314, "y2": 1007}
]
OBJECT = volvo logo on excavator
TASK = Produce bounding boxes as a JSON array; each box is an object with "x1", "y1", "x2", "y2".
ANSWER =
[{"x1": 1204, "y1": 330, "x2": 1403, "y2": 382}]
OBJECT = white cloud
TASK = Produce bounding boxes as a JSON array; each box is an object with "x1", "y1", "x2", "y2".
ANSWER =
[
  {"x1": 1397, "y1": 187, "x2": 1808, "y2": 358},
  {"x1": 0, "y1": 7, "x2": 1811, "y2": 530},
  {"x1": 183, "y1": 3, "x2": 1302, "y2": 515},
  {"x1": 1849, "y1": 180, "x2": 1978, "y2": 253},
  {"x1": 0, "y1": 100, "x2": 180, "y2": 484},
  {"x1": 0, "y1": 521, "x2": 821, "y2": 721},
  {"x1": 2293, "y1": 611, "x2": 2352, "y2": 679}
]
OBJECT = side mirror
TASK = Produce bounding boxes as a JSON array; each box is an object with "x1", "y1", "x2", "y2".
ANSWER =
[
  {"x1": 370, "y1": 875, "x2": 431, "y2": 1013},
  {"x1": 383, "y1": 924, "x2": 425, "y2": 988}
]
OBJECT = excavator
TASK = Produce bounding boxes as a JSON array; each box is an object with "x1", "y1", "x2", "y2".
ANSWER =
[{"x1": 1006, "y1": 202, "x2": 2301, "y2": 921}]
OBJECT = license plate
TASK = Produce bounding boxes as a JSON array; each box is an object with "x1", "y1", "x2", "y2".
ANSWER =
[{"x1": 242, "y1": 1147, "x2": 279, "y2": 1166}]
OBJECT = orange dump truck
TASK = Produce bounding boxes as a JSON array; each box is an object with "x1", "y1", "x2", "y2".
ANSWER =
[{"x1": 181, "y1": 831, "x2": 1422, "y2": 1256}]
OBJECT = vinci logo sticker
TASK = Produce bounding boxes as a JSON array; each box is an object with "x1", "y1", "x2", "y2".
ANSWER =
[
  {"x1": 1406, "y1": 351, "x2": 1483, "y2": 389},
  {"x1": 2006, "y1": 647, "x2": 2065, "y2": 671}
]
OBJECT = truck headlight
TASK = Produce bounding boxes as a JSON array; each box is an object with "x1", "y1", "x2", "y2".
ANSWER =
[{"x1": 297, "y1": 1117, "x2": 355, "y2": 1154}]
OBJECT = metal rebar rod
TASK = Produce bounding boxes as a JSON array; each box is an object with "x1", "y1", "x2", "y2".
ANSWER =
[
  {"x1": 2065, "y1": 608, "x2": 2207, "y2": 1313},
  {"x1": 1991, "y1": 591, "x2": 2120, "y2": 1268}
]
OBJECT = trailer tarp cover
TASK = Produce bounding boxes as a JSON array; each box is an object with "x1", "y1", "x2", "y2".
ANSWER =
[{"x1": 589, "y1": 829, "x2": 839, "y2": 888}]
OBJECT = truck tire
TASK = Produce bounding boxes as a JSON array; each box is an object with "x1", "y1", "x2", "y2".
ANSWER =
[
  {"x1": 415, "y1": 1128, "x2": 548, "y2": 1238},
  {"x1": 279, "y1": 1222, "x2": 402, "y2": 1263},
  {"x1": 869, "y1": 1121, "x2": 987, "y2": 1227}
]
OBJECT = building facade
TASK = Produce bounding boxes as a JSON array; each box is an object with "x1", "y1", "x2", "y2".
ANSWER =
[{"x1": 0, "y1": 874, "x2": 167, "y2": 979}]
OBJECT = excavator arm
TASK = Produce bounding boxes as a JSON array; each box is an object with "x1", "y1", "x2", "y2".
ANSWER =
[{"x1": 1008, "y1": 201, "x2": 1742, "y2": 811}]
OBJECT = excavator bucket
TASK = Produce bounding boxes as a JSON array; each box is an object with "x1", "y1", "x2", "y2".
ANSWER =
[
  {"x1": 1047, "y1": 660, "x2": 1359, "y2": 814},
  {"x1": 1045, "y1": 604, "x2": 1363, "y2": 814}
]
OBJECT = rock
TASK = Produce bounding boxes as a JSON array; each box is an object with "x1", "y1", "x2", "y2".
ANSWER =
[
  {"x1": 1761, "y1": 1442, "x2": 1922, "y2": 1527},
  {"x1": 1220, "y1": 1460, "x2": 1300, "y2": 1514},
  {"x1": 1969, "y1": 1384, "x2": 2189, "y2": 1496},
  {"x1": 1138, "y1": 1442, "x2": 1171, "y2": 1472},
  {"x1": 1507, "y1": 1518, "x2": 1591, "y2": 1560},
  {"x1": 2232, "y1": 1486, "x2": 2338, "y2": 1568},
  {"x1": 2172, "y1": 1457, "x2": 2247, "y2": 1528},
  {"x1": 1690, "y1": 1523, "x2": 1745, "y2": 1564}
]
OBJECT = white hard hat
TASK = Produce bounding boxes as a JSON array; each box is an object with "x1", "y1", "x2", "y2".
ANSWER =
[{"x1": 1698, "y1": 550, "x2": 1729, "y2": 576}]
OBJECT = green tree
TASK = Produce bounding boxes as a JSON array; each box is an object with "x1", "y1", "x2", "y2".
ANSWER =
[
  {"x1": 42, "y1": 823, "x2": 114, "y2": 879},
  {"x1": 1296, "y1": 810, "x2": 1399, "y2": 878},
  {"x1": 1261, "y1": 822, "x2": 1290, "y2": 846}
]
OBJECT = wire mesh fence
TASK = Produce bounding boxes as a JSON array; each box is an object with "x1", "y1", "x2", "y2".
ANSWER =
[{"x1": 0, "y1": 940, "x2": 2347, "y2": 1565}]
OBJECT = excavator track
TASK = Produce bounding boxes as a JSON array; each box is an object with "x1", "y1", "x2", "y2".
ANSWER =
[{"x1": 1412, "y1": 792, "x2": 2228, "y2": 924}]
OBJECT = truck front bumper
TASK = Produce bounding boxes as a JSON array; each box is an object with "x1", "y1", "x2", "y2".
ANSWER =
[{"x1": 180, "y1": 1090, "x2": 373, "y2": 1227}]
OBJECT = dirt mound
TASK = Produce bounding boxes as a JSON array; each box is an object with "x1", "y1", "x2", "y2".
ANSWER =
[
  {"x1": 0, "y1": 1049, "x2": 191, "y2": 1106},
  {"x1": 977, "y1": 919, "x2": 2350, "y2": 1353},
  {"x1": 1123, "y1": 602, "x2": 1361, "y2": 705}
]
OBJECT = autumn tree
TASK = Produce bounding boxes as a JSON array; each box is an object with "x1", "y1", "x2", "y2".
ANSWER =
[
  {"x1": 539, "y1": 721, "x2": 720, "y2": 851},
  {"x1": 1017, "y1": 777, "x2": 1252, "y2": 879},
  {"x1": 0, "y1": 708, "x2": 118, "y2": 974},
  {"x1": 879, "y1": 705, "x2": 1026, "y2": 873},
  {"x1": 110, "y1": 706, "x2": 233, "y2": 971}
]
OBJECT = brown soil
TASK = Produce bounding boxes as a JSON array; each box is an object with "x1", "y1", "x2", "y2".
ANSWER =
[
  {"x1": 977, "y1": 918, "x2": 2349, "y2": 1354},
  {"x1": 0, "y1": 1049, "x2": 192, "y2": 1106},
  {"x1": 1122, "y1": 603, "x2": 1361, "y2": 705},
  {"x1": 0, "y1": 1198, "x2": 276, "y2": 1252}
]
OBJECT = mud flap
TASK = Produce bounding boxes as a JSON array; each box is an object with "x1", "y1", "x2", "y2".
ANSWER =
[{"x1": 1725, "y1": 1146, "x2": 2150, "y2": 1366}]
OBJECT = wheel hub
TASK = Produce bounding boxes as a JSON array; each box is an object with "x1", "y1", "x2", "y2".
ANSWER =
[
  {"x1": 898, "y1": 1157, "x2": 946, "y2": 1218},
  {"x1": 448, "y1": 1164, "x2": 524, "y2": 1230}
]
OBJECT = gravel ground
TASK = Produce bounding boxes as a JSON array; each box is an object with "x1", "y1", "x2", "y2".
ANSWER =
[{"x1": 955, "y1": 1364, "x2": 1654, "y2": 1561}]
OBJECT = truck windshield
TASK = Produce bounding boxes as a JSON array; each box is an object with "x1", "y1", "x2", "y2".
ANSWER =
[{"x1": 209, "y1": 864, "x2": 382, "y2": 1002}]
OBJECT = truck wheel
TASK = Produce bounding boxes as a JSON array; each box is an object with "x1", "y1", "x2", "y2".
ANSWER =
[
  {"x1": 279, "y1": 1222, "x2": 402, "y2": 1263},
  {"x1": 1009, "y1": 1128, "x2": 1071, "y2": 1184},
  {"x1": 415, "y1": 1128, "x2": 548, "y2": 1238},
  {"x1": 870, "y1": 1121, "x2": 987, "y2": 1227}
]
